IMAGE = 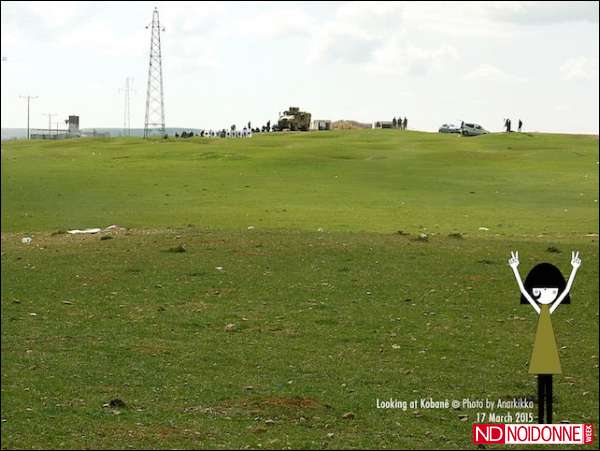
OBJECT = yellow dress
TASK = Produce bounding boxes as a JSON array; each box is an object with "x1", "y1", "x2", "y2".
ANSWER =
[{"x1": 528, "y1": 304, "x2": 562, "y2": 374}]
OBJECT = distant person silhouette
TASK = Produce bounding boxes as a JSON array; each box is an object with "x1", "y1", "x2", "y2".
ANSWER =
[
  {"x1": 518, "y1": 119, "x2": 523, "y2": 132},
  {"x1": 403, "y1": 117, "x2": 408, "y2": 130}
]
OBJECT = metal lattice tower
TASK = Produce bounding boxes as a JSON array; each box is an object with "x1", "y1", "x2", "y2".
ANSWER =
[
  {"x1": 144, "y1": 8, "x2": 165, "y2": 138},
  {"x1": 120, "y1": 77, "x2": 133, "y2": 136}
]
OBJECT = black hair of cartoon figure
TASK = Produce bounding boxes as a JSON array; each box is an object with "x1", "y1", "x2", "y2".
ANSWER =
[{"x1": 520, "y1": 263, "x2": 570, "y2": 305}]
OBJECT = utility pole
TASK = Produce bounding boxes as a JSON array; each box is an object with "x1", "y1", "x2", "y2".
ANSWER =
[
  {"x1": 144, "y1": 7, "x2": 166, "y2": 138},
  {"x1": 19, "y1": 95, "x2": 38, "y2": 140},
  {"x1": 43, "y1": 113, "x2": 56, "y2": 134}
]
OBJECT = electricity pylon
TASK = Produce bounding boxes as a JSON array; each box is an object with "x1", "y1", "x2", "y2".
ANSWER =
[
  {"x1": 143, "y1": 7, "x2": 166, "y2": 138},
  {"x1": 120, "y1": 77, "x2": 134, "y2": 136}
]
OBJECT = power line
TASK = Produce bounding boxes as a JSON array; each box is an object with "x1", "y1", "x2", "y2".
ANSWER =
[
  {"x1": 19, "y1": 95, "x2": 39, "y2": 140},
  {"x1": 144, "y1": 7, "x2": 166, "y2": 138}
]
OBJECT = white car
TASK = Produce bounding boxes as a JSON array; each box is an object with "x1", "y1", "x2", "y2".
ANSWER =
[
  {"x1": 438, "y1": 123, "x2": 461, "y2": 134},
  {"x1": 461, "y1": 123, "x2": 488, "y2": 136}
]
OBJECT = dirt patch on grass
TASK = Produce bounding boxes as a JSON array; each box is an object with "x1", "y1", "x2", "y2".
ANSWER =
[
  {"x1": 183, "y1": 396, "x2": 329, "y2": 418},
  {"x1": 260, "y1": 397, "x2": 326, "y2": 409},
  {"x1": 266, "y1": 327, "x2": 300, "y2": 337},
  {"x1": 205, "y1": 287, "x2": 236, "y2": 297},
  {"x1": 157, "y1": 426, "x2": 179, "y2": 439},
  {"x1": 232, "y1": 250, "x2": 264, "y2": 257},
  {"x1": 132, "y1": 343, "x2": 171, "y2": 355},
  {"x1": 96, "y1": 423, "x2": 209, "y2": 446}
]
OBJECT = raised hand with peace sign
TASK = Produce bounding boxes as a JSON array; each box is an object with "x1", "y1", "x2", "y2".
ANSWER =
[{"x1": 571, "y1": 251, "x2": 581, "y2": 270}]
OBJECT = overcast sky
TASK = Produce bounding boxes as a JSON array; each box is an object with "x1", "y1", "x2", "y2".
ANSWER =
[{"x1": 1, "y1": 1, "x2": 598, "y2": 133}]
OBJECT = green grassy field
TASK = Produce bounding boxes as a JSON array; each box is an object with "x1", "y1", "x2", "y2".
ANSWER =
[{"x1": 1, "y1": 130, "x2": 599, "y2": 449}]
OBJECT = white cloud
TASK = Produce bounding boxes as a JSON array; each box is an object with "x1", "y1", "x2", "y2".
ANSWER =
[
  {"x1": 560, "y1": 56, "x2": 599, "y2": 80},
  {"x1": 306, "y1": 1, "x2": 459, "y2": 75},
  {"x1": 486, "y1": 1, "x2": 599, "y2": 25},
  {"x1": 151, "y1": 3, "x2": 228, "y2": 73},
  {"x1": 1, "y1": 2, "x2": 598, "y2": 134},
  {"x1": 55, "y1": 21, "x2": 146, "y2": 58},
  {"x1": 367, "y1": 41, "x2": 459, "y2": 76},
  {"x1": 306, "y1": 2, "x2": 404, "y2": 66},
  {"x1": 403, "y1": 2, "x2": 508, "y2": 38},
  {"x1": 236, "y1": 8, "x2": 316, "y2": 38},
  {"x1": 158, "y1": 2, "x2": 227, "y2": 35},
  {"x1": 335, "y1": 1, "x2": 405, "y2": 34},
  {"x1": 25, "y1": 1, "x2": 87, "y2": 29},
  {"x1": 307, "y1": 23, "x2": 378, "y2": 65},
  {"x1": 464, "y1": 64, "x2": 526, "y2": 83},
  {"x1": 168, "y1": 35, "x2": 221, "y2": 71}
]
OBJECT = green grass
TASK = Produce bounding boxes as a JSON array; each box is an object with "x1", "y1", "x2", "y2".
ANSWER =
[
  {"x1": 2, "y1": 130, "x2": 598, "y2": 237},
  {"x1": 1, "y1": 130, "x2": 598, "y2": 449}
]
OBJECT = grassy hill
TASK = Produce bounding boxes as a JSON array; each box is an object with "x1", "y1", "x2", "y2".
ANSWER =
[
  {"x1": 1, "y1": 130, "x2": 598, "y2": 449},
  {"x1": 2, "y1": 130, "x2": 598, "y2": 237}
]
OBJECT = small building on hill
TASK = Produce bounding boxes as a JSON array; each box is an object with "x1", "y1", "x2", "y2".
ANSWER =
[
  {"x1": 31, "y1": 115, "x2": 81, "y2": 139},
  {"x1": 373, "y1": 121, "x2": 393, "y2": 129},
  {"x1": 331, "y1": 120, "x2": 371, "y2": 129},
  {"x1": 311, "y1": 119, "x2": 332, "y2": 131}
]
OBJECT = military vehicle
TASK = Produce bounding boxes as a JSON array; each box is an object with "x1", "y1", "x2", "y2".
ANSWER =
[{"x1": 277, "y1": 106, "x2": 312, "y2": 131}]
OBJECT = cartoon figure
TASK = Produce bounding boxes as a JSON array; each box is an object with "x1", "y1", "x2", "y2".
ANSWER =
[{"x1": 508, "y1": 251, "x2": 581, "y2": 424}]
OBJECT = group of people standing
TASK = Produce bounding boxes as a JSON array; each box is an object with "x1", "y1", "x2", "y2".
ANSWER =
[
  {"x1": 200, "y1": 128, "x2": 253, "y2": 138},
  {"x1": 504, "y1": 118, "x2": 524, "y2": 133},
  {"x1": 392, "y1": 116, "x2": 408, "y2": 130}
]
